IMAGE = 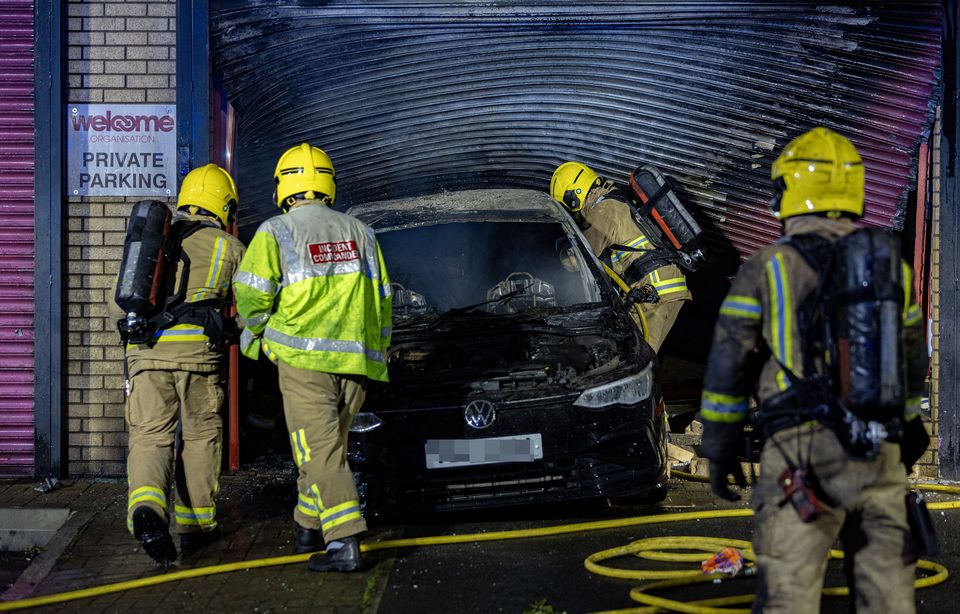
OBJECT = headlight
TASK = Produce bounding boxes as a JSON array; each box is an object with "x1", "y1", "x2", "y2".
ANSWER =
[
  {"x1": 573, "y1": 365, "x2": 653, "y2": 408},
  {"x1": 350, "y1": 412, "x2": 383, "y2": 433}
]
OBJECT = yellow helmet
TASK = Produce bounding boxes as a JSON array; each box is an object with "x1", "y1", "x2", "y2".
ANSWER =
[
  {"x1": 274, "y1": 143, "x2": 336, "y2": 210},
  {"x1": 770, "y1": 127, "x2": 864, "y2": 221},
  {"x1": 550, "y1": 161, "x2": 602, "y2": 212},
  {"x1": 177, "y1": 163, "x2": 238, "y2": 227}
]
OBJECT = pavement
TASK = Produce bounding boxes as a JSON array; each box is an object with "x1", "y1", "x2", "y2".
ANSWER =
[
  {"x1": 0, "y1": 455, "x2": 394, "y2": 614},
  {"x1": 1, "y1": 461, "x2": 958, "y2": 614}
]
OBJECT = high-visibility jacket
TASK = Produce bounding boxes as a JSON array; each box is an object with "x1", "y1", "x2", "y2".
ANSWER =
[
  {"x1": 234, "y1": 200, "x2": 392, "y2": 382},
  {"x1": 108, "y1": 213, "x2": 246, "y2": 375},
  {"x1": 580, "y1": 192, "x2": 691, "y2": 303},
  {"x1": 699, "y1": 215, "x2": 927, "y2": 460}
]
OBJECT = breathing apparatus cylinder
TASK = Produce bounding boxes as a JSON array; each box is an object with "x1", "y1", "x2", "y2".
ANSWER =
[
  {"x1": 626, "y1": 165, "x2": 706, "y2": 272},
  {"x1": 115, "y1": 200, "x2": 173, "y2": 341},
  {"x1": 829, "y1": 229, "x2": 905, "y2": 415}
]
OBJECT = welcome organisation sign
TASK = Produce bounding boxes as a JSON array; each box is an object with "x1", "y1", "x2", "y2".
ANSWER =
[{"x1": 66, "y1": 104, "x2": 177, "y2": 197}]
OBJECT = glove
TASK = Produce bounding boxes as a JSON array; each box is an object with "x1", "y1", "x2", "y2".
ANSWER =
[
  {"x1": 900, "y1": 417, "x2": 931, "y2": 472},
  {"x1": 626, "y1": 284, "x2": 659, "y2": 307},
  {"x1": 709, "y1": 459, "x2": 748, "y2": 502},
  {"x1": 221, "y1": 318, "x2": 240, "y2": 346}
]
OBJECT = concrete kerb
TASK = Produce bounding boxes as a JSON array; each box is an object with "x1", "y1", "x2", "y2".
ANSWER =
[
  {"x1": 0, "y1": 508, "x2": 72, "y2": 552},
  {"x1": 1, "y1": 512, "x2": 93, "y2": 601}
]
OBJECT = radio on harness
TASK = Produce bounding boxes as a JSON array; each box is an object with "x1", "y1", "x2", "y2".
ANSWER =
[{"x1": 625, "y1": 165, "x2": 707, "y2": 272}]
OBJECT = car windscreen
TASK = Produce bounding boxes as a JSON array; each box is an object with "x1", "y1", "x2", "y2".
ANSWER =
[{"x1": 377, "y1": 220, "x2": 602, "y2": 321}]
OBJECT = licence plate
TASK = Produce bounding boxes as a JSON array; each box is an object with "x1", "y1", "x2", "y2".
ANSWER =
[{"x1": 424, "y1": 434, "x2": 544, "y2": 469}]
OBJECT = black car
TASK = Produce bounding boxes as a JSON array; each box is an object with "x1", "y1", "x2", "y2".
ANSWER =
[{"x1": 345, "y1": 189, "x2": 668, "y2": 515}]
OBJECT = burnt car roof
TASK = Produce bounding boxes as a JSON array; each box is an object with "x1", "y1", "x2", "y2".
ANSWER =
[{"x1": 345, "y1": 189, "x2": 570, "y2": 229}]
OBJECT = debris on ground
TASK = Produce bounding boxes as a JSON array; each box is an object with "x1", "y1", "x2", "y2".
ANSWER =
[
  {"x1": 33, "y1": 477, "x2": 61, "y2": 494},
  {"x1": 700, "y1": 547, "x2": 745, "y2": 576}
]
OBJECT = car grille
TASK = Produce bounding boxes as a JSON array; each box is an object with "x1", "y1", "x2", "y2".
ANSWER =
[
  {"x1": 360, "y1": 455, "x2": 663, "y2": 514},
  {"x1": 441, "y1": 470, "x2": 572, "y2": 503}
]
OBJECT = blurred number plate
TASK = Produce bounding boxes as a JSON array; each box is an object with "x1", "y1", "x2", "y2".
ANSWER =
[{"x1": 425, "y1": 434, "x2": 543, "y2": 469}]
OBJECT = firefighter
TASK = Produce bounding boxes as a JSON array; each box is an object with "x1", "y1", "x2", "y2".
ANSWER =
[
  {"x1": 550, "y1": 162, "x2": 691, "y2": 352},
  {"x1": 110, "y1": 164, "x2": 245, "y2": 564},
  {"x1": 234, "y1": 143, "x2": 392, "y2": 572},
  {"x1": 700, "y1": 127, "x2": 930, "y2": 613}
]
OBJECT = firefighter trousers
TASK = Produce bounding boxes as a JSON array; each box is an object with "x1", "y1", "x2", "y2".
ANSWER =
[
  {"x1": 637, "y1": 298, "x2": 684, "y2": 353},
  {"x1": 751, "y1": 423, "x2": 916, "y2": 614},
  {"x1": 278, "y1": 362, "x2": 368, "y2": 543},
  {"x1": 125, "y1": 367, "x2": 224, "y2": 535}
]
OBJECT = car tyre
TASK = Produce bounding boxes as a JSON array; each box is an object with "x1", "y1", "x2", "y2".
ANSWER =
[{"x1": 606, "y1": 483, "x2": 668, "y2": 507}]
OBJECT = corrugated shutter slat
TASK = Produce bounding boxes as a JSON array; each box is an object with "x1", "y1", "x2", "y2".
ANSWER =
[{"x1": 0, "y1": 0, "x2": 35, "y2": 477}]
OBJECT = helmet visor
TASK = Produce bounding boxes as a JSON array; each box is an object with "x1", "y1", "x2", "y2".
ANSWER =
[
  {"x1": 562, "y1": 188, "x2": 583, "y2": 212},
  {"x1": 769, "y1": 176, "x2": 787, "y2": 217}
]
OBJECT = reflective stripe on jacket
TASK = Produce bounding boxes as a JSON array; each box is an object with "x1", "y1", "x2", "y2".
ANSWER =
[
  {"x1": 699, "y1": 216, "x2": 927, "y2": 439},
  {"x1": 581, "y1": 194, "x2": 691, "y2": 303},
  {"x1": 234, "y1": 201, "x2": 393, "y2": 382},
  {"x1": 108, "y1": 213, "x2": 246, "y2": 374}
]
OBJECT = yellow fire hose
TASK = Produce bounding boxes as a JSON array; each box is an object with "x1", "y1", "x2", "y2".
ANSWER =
[
  {"x1": 1, "y1": 476, "x2": 958, "y2": 613},
  {"x1": 602, "y1": 263, "x2": 650, "y2": 343},
  {"x1": 585, "y1": 473, "x2": 960, "y2": 614}
]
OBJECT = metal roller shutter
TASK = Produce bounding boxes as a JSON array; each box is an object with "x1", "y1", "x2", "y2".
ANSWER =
[
  {"x1": 0, "y1": 0, "x2": 36, "y2": 477},
  {"x1": 212, "y1": 2, "x2": 941, "y2": 252},
  {"x1": 211, "y1": 1, "x2": 941, "y2": 354}
]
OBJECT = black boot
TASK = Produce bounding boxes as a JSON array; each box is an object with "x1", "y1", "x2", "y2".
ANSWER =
[
  {"x1": 179, "y1": 526, "x2": 221, "y2": 557},
  {"x1": 308, "y1": 535, "x2": 363, "y2": 572},
  {"x1": 293, "y1": 523, "x2": 323, "y2": 554},
  {"x1": 132, "y1": 507, "x2": 177, "y2": 565}
]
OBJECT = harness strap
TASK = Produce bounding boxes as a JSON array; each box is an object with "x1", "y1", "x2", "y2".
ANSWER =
[
  {"x1": 620, "y1": 254, "x2": 676, "y2": 286},
  {"x1": 628, "y1": 178, "x2": 672, "y2": 218},
  {"x1": 130, "y1": 220, "x2": 231, "y2": 346},
  {"x1": 759, "y1": 386, "x2": 903, "y2": 460}
]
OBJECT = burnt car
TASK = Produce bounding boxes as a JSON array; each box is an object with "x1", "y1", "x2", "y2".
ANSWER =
[{"x1": 345, "y1": 189, "x2": 668, "y2": 515}]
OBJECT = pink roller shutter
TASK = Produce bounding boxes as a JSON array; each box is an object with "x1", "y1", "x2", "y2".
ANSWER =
[{"x1": 0, "y1": 0, "x2": 35, "y2": 477}]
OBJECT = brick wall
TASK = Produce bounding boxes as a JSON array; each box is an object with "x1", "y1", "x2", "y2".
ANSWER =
[
  {"x1": 66, "y1": 0, "x2": 176, "y2": 476},
  {"x1": 922, "y1": 109, "x2": 942, "y2": 479}
]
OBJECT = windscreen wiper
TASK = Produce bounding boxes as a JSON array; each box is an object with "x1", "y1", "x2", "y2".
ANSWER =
[{"x1": 425, "y1": 283, "x2": 534, "y2": 331}]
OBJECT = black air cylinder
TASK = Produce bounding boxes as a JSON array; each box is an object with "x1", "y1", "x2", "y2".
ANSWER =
[
  {"x1": 627, "y1": 165, "x2": 706, "y2": 271},
  {"x1": 115, "y1": 200, "x2": 172, "y2": 318},
  {"x1": 831, "y1": 229, "x2": 905, "y2": 414}
]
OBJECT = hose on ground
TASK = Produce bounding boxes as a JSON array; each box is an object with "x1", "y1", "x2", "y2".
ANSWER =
[
  {"x1": 1, "y1": 480, "x2": 958, "y2": 612},
  {"x1": 585, "y1": 475, "x2": 960, "y2": 614},
  {"x1": 585, "y1": 535, "x2": 951, "y2": 614}
]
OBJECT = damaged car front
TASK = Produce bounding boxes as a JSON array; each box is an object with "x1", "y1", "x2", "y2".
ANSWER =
[{"x1": 346, "y1": 189, "x2": 668, "y2": 515}]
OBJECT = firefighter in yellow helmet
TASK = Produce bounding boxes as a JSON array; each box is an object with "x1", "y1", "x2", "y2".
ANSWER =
[
  {"x1": 700, "y1": 127, "x2": 930, "y2": 612},
  {"x1": 234, "y1": 143, "x2": 392, "y2": 572},
  {"x1": 550, "y1": 161, "x2": 691, "y2": 352},
  {"x1": 109, "y1": 163, "x2": 246, "y2": 563}
]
